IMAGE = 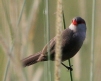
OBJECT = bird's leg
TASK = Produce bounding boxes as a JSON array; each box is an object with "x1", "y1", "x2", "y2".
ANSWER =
[{"x1": 61, "y1": 62, "x2": 73, "y2": 71}]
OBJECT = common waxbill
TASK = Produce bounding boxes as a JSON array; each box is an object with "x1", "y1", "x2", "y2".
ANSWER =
[{"x1": 22, "y1": 17, "x2": 86, "y2": 67}]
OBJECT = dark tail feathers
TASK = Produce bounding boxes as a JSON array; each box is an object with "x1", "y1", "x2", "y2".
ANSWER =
[{"x1": 22, "y1": 52, "x2": 41, "y2": 67}]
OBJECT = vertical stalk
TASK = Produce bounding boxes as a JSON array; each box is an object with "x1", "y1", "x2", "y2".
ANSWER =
[
  {"x1": 62, "y1": 11, "x2": 73, "y2": 81},
  {"x1": 44, "y1": 0, "x2": 51, "y2": 81},
  {"x1": 55, "y1": 0, "x2": 62, "y2": 81},
  {"x1": 90, "y1": 0, "x2": 96, "y2": 81}
]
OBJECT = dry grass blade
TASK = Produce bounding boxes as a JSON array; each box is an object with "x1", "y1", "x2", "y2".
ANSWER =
[{"x1": 55, "y1": 0, "x2": 62, "y2": 81}]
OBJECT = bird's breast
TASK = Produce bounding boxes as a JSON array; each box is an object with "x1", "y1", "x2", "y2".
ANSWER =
[{"x1": 61, "y1": 32, "x2": 85, "y2": 61}]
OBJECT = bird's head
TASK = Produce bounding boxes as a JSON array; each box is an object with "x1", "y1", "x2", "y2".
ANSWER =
[{"x1": 69, "y1": 17, "x2": 86, "y2": 32}]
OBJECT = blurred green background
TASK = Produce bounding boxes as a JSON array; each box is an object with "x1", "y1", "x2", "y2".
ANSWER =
[{"x1": 0, "y1": 0, "x2": 101, "y2": 81}]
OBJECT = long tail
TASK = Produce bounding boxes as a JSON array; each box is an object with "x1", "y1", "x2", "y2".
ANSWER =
[{"x1": 22, "y1": 52, "x2": 42, "y2": 67}]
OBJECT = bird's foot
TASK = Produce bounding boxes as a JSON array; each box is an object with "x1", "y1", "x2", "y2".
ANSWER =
[{"x1": 61, "y1": 63, "x2": 73, "y2": 71}]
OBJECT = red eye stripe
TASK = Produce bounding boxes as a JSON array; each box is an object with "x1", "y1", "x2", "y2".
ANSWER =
[{"x1": 72, "y1": 19, "x2": 77, "y2": 25}]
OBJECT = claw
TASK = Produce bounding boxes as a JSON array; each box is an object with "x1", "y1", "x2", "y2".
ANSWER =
[{"x1": 61, "y1": 63, "x2": 73, "y2": 71}]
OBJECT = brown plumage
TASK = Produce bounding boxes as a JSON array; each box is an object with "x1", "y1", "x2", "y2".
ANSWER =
[{"x1": 22, "y1": 17, "x2": 86, "y2": 67}]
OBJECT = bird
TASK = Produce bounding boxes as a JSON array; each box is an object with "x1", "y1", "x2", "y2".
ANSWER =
[{"x1": 22, "y1": 17, "x2": 86, "y2": 67}]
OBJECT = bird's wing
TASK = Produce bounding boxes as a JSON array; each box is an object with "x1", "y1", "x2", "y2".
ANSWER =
[
  {"x1": 37, "y1": 37, "x2": 56, "y2": 61},
  {"x1": 38, "y1": 28, "x2": 75, "y2": 61},
  {"x1": 42, "y1": 37, "x2": 56, "y2": 56},
  {"x1": 42, "y1": 28, "x2": 74, "y2": 55}
]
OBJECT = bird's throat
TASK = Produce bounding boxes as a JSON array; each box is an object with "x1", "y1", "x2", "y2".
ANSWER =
[{"x1": 69, "y1": 24, "x2": 77, "y2": 32}]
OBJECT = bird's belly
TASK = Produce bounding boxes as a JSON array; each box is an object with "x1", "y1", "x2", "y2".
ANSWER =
[{"x1": 61, "y1": 43, "x2": 82, "y2": 61}]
